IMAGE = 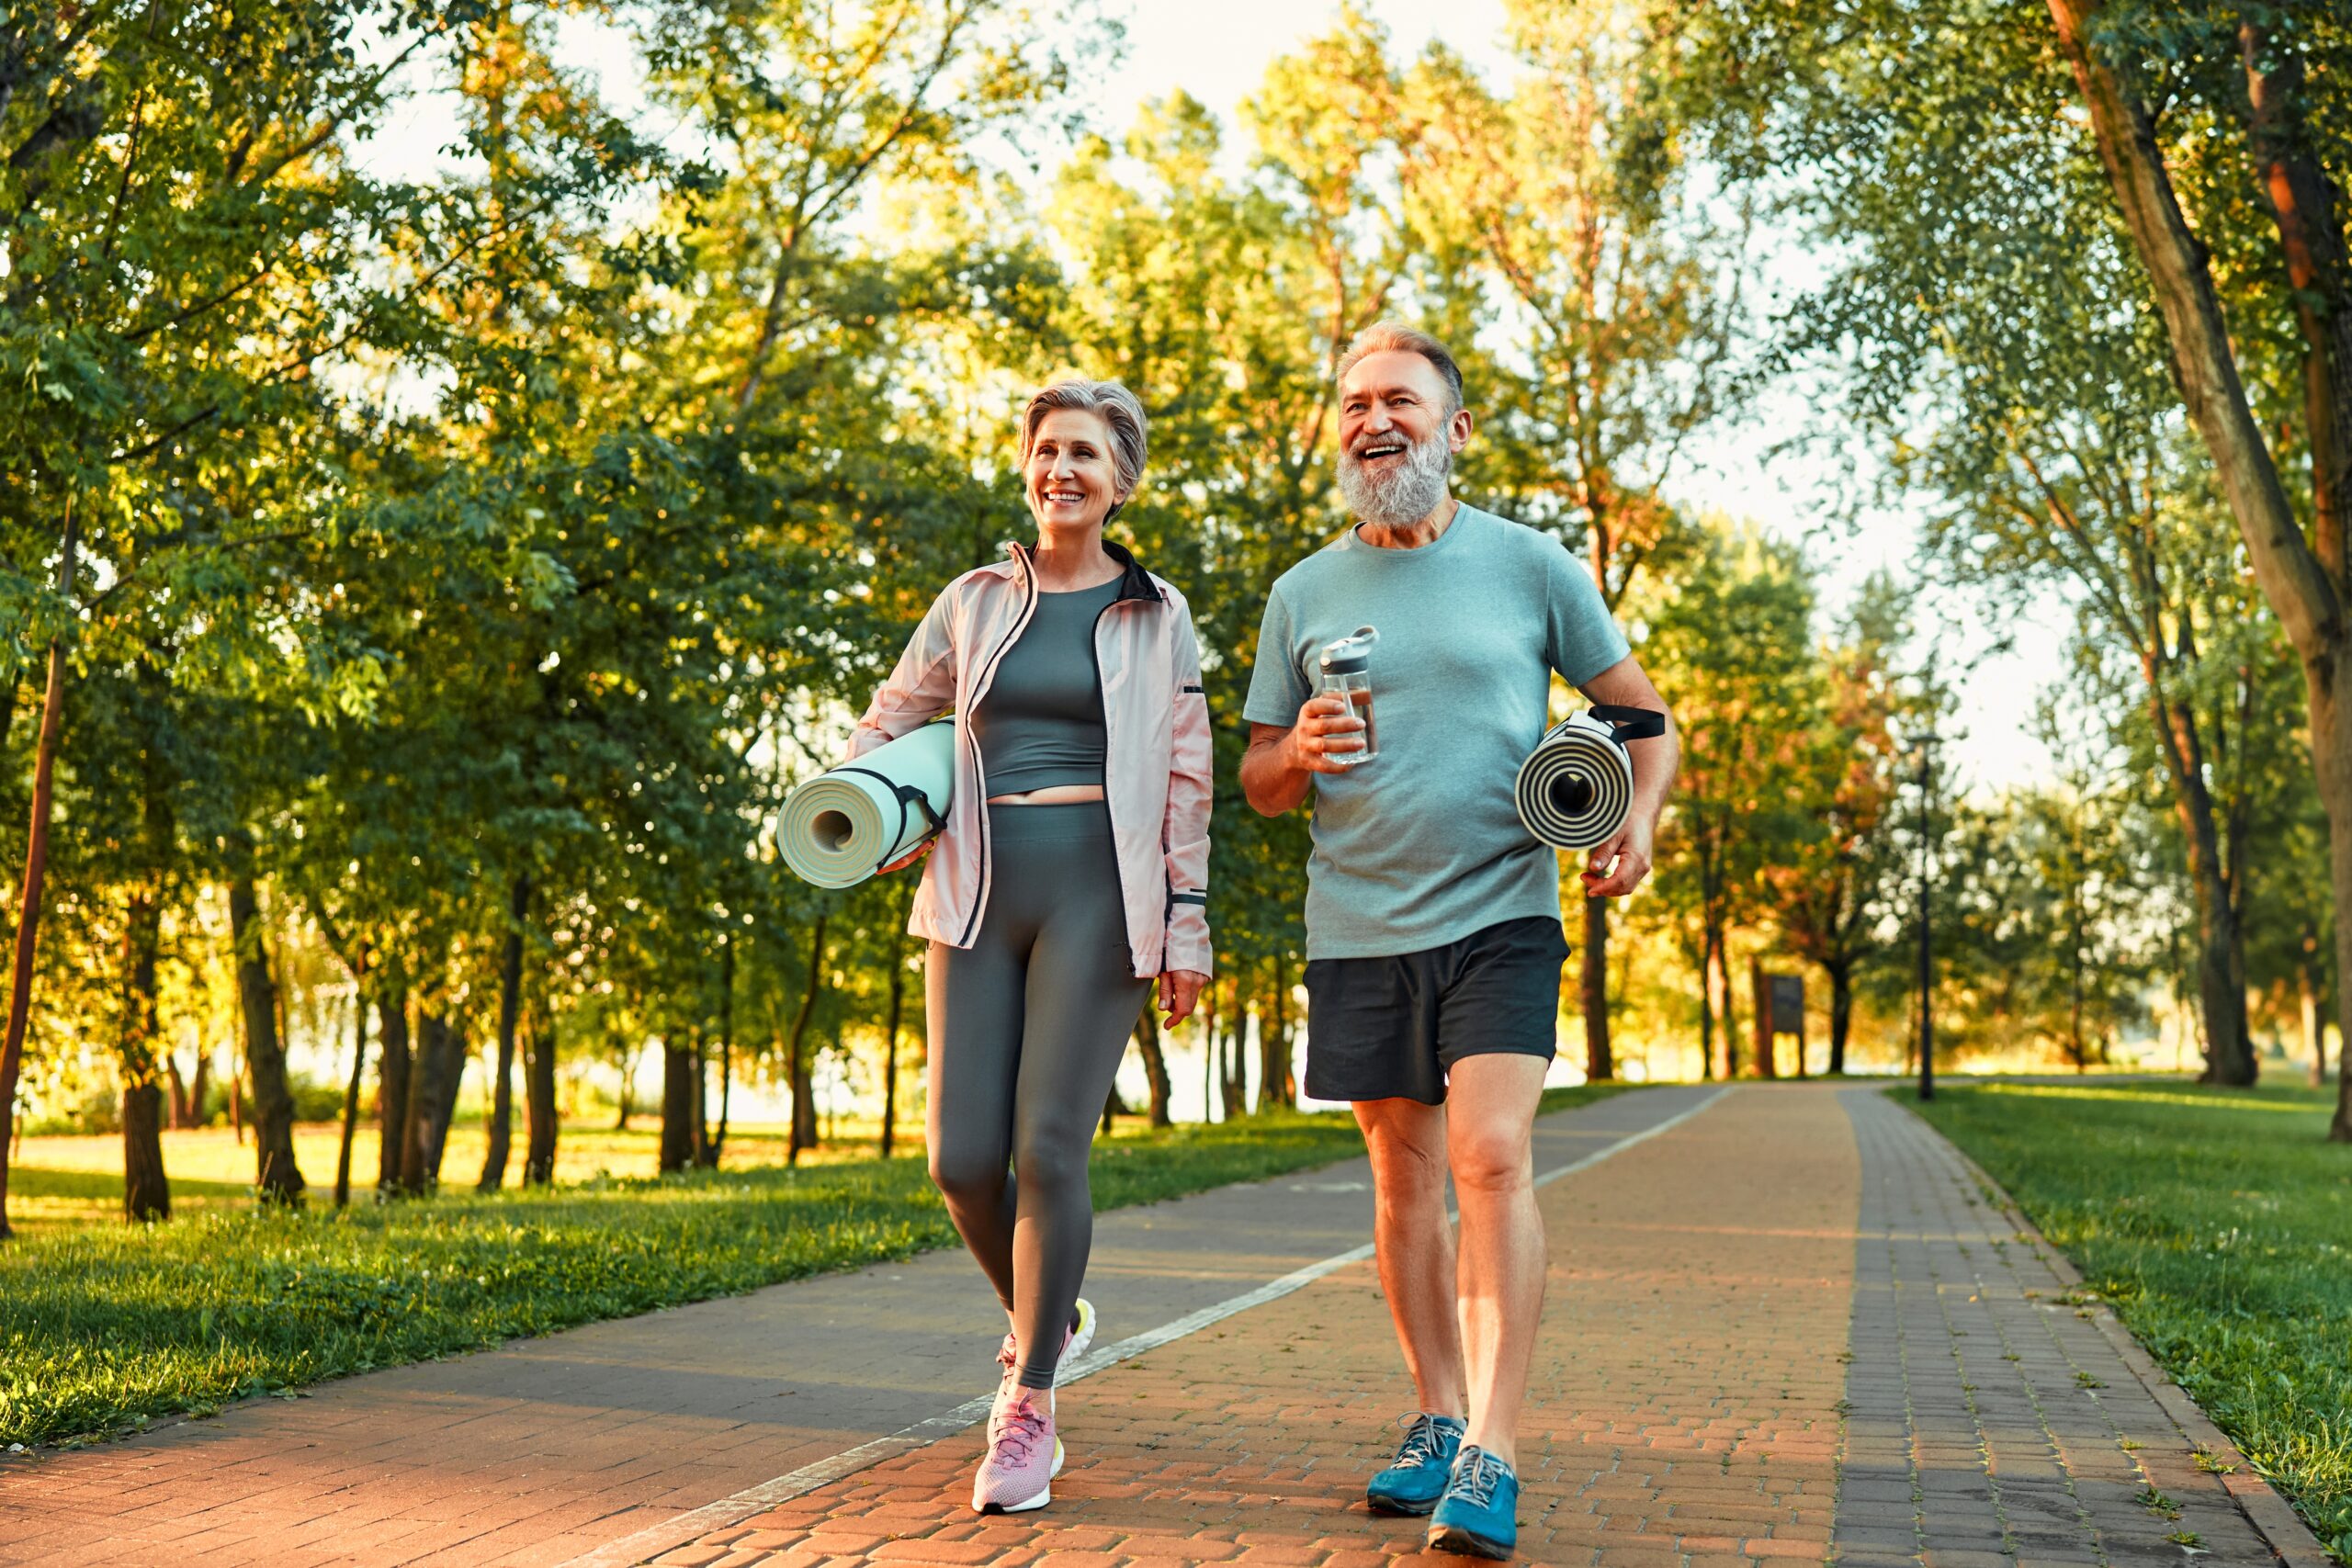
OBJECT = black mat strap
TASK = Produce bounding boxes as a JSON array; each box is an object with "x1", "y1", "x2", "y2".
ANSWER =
[{"x1": 1589, "y1": 704, "x2": 1666, "y2": 742}]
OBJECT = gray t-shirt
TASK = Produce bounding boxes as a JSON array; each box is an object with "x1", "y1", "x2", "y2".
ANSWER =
[
  {"x1": 971, "y1": 579, "x2": 1118, "y2": 795},
  {"x1": 1242, "y1": 504, "x2": 1631, "y2": 960}
]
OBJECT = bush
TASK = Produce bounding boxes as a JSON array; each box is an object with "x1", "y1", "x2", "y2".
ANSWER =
[
  {"x1": 45, "y1": 1087, "x2": 121, "y2": 1136},
  {"x1": 226, "y1": 1070, "x2": 348, "y2": 1126}
]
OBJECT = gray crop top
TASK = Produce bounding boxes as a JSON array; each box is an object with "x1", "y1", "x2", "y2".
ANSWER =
[{"x1": 972, "y1": 579, "x2": 1120, "y2": 795}]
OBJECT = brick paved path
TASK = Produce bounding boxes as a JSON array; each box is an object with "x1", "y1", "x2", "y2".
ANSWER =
[
  {"x1": 631, "y1": 1088, "x2": 2324, "y2": 1568},
  {"x1": 1833, "y1": 1088, "x2": 2322, "y2": 1568},
  {"x1": 3, "y1": 1085, "x2": 2327, "y2": 1568}
]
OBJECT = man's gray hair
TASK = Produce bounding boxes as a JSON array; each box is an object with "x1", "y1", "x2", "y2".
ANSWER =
[
  {"x1": 1021, "y1": 379, "x2": 1149, "y2": 504},
  {"x1": 1337, "y1": 322, "x2": 1466, "y2": 416}
]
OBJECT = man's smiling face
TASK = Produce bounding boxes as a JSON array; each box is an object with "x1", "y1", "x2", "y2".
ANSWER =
[
  {"x1": 1336, "y1": 349, "x2": 1469, "y2": 527},
  {"x1": 1339, "y1": 349, "x2": 1454, "y2": 471}
]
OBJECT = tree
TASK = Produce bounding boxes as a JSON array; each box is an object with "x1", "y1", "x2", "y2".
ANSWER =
[
  {"x1": 1767, "y1": 576, "x2": 1915, "y2": 1074},
  {"x1": 1645, "y1": 522, "x2": 1819, "y2": 1077}
]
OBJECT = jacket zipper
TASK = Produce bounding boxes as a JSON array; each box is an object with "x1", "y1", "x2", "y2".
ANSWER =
[
  {"x1": 1091, "y1": 593, "x2": 1132, "y2": 971},
  {"x1": 956, "y1": 552, "x2": 1041, "y2": 946}
]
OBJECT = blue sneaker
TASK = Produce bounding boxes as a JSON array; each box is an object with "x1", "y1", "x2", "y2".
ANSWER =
[
  {"x1": 1365, "y1": 1411, "x2": 1464, "y2": 1516},
  {"x1": 1427, "y1": 1445, "x2": 1519, "y2": 1559}
]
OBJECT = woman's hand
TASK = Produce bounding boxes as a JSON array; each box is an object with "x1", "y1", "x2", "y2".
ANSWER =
[
  {"x1": 1159, "y1": 968, "x2": 1209, "y2": 1028},
  {"x1": 879, "y1": 838, "x2": 936, "y2": 875}
]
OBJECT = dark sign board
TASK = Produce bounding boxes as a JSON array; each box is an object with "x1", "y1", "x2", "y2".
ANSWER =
[{"x1": 1770, "y1": 975, "x2": 1804, "y2": 1033}]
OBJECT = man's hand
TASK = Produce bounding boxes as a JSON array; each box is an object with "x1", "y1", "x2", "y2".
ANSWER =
[
  {"x1": 1159, "y1": 968, "x2": 1209, "y2": 1027},
  {"x1": 1241, "y1": 694, "x2": 1366, "y2": 817},
  {"x1": 1285, "y1": 693, "x2": 1367, "y2": 772},
  {"x1": 1580, "y1": 815, "x2": 1655, "y2": 898}
]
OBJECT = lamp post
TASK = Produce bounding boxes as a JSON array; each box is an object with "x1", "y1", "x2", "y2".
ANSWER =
[{"x1": 1912, "y1": 729, "x2": 1940, "y2": 1102}]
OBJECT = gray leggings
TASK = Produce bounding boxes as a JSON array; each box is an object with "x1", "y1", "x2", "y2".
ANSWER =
[{"x1": 926, "y1": 801, "x2": 1150, "y2": 1391}]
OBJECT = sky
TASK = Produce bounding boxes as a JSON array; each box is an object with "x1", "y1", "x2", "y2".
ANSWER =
[{"x1": 372, "y1": 0, "x2": 2073, "y2": 797}]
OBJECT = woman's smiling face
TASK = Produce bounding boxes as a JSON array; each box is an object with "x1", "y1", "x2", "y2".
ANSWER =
[{"x1": 1024, "y1": 408, "x2": 1124, "y2": 533}]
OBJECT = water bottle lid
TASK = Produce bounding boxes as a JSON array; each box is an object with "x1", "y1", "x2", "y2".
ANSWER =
[{"x1": 1318, "y1": 625, "x2": 1378, "y2": 675}]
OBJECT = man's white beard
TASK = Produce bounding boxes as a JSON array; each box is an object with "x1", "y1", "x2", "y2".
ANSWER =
[{"x1": 1339, "y1": 428, "x2": 1453, "y2": 527}]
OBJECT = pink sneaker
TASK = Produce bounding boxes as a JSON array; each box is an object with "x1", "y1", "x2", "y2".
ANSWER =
[
  {"x1": 970, "y1": 1385, "x2": 1062, "y2": 1513},
  {"x1": 995, "y1": 1298, "x2": 1097, "y2": 1391}
]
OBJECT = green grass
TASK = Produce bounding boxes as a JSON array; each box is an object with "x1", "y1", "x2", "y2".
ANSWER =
[
  {"x1": 4, "y1": 1082, "x2": 1634, "y2": 1450},
  {"x1": 1904, "y1": 1079, "x2": 2352, "y2": 1562}
]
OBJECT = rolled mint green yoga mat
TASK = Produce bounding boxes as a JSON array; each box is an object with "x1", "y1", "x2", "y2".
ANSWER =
[{"x1": 778, "y1": 720, "x2": 956, "y2": 889}]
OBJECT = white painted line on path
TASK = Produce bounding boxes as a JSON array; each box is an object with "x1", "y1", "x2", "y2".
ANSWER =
[{"x1": 562, "y1": 1084, "x2": 1735, "y2": 1568}]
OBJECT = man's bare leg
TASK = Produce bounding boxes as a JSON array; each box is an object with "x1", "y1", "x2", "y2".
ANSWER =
[
  {"x1": 1442, "y1": 1052, "x2": 1551, "y2": 1467},
  {"x1": 1354, "y1": 1096, "x2": 1466, "y2": 1416}
]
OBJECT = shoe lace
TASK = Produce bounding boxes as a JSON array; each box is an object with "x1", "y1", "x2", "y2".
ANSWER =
[
  {"x1": 1393, "y1": 1412, "x2": 1455, "y2": 1468},
  {"x1": 988, "y1": 1394, "x2": 1047, "y2": 1464},
  {"x1": 1450, "y1": 1447, "x2": 1508, "y2": 1509}
]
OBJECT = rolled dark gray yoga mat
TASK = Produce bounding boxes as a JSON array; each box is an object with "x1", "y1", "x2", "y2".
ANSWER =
[
  {"x1": 777, "y1": 721, "x2": 956, "y2": 889},
  {"x1": 1515, "y1": 709, "x2": 1653, "y2": 852}
]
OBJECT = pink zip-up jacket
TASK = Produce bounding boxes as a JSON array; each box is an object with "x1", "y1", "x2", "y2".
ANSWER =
[{"x1": 847, "y1": 539, "x2": 1213, "y2": 980}]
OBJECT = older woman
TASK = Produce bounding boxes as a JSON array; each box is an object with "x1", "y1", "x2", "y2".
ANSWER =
[{"x1": 846, "y1": 379, "x2": 1214, "y2": 1514}]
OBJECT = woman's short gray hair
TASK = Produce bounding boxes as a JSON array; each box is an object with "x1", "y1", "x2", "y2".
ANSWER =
[{"x1": 1021, "y1": 379, "x2": 1149, "y2": 506}]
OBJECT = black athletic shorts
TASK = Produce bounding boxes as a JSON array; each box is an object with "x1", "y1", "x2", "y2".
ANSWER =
[{"x1": 1302, "y1": 915, "x2": 1570, "y2": 1105}]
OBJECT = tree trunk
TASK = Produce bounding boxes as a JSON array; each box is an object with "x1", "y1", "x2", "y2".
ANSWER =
[
  {"x1": 479, "y1": 874, "x2": 527, "y2": 1191},
  {"x1": 707, "y1": 940, "x2": 733, "y2": 1166},
  {"x1": 1261, "y1": 957, "x2": 1297, "y2": 1111},
  {"x1": 335, "y1": 990, "x2": 368, "y2": 1208},
  {"x1": 880, "y1": 930, "x2": 902, "y2": 1158},
  {"x1": 2189, "y1": 902, "x2": 2256, "y2": 1086},
  {"x1": 1133, "y1": 1003, "x2": 1173, "y2": 1128},
  {"x1": 2301, "y1": 945, "x2": 2324, "y2": 1088},
  {"x1": 1826, "y1": 962, "x2": 1852, "y2": 1076},
  {"x1": 119, "y1": 705, "x2": 173, "y2": 1224},
  {"x1": 1222, "y1": 987, "x2": 1247, "y2": 1118},
  {"x1": 2323, "y1": 669, "x2": 2352, "y2": 1139},
  {"x1": 119, "y1": 905, "x2": 170, "y2": 1223},
  {"x1": 1198, "y1": 981, "x2": 1220, "y2": 1122},
  {"x1": 524, "y1": 1012, "x2": 558, "y2": 1185},
  {"x1": 1701, "y1": 922, "x2": 1731, "y2": 1078},
  {"x1": 0, "y1": 503, "x2": 77, "y2": 1241},
  {"x1": 791, "y1": 1037, "x2": 818, "y2": 1155},
  {"x1": 230, "y1": 866, "x2": 303, "y2": 1204},
  {"x1": 2069, "y1": 884, "x2": 2089, "y2": 1072},
  {"x1": 121, "y1": 1079, "x2": 170, "y2": 1224},
  {"x1": 399, "y1": 1002, "x2": 449, "y2": 1194},
  {"x1": 690, "y1": 1032, "x2": 708, "y2": 1167},
  {"x1": 715, "y1": 1023, "x2": 732, "y2": 1164},
  {"x1": 1713, "y1": 930, "x2": 1739, "y2": 1079},
  {"x1": 165, "y1": 1055, "x2": 192, "y2": 1129},
  {"x1": 785, "y1": 915, "x2": 826, "y2": 1162},
  {"x1": 2148, "y1": 686, "x2": 2256, "y2": 1084},
  {"x1": 1582, "y1": 896, "x2": 1611, "y2": 1081},
  {"x1": 1749, "y1": 956, "x2": 1775, "y2": 1079},
  {"x1": 1702, "y1": 940, "x2": 1721, "y2": 1086},
  {"x1": 376, "y1": 988, "x2": 412, "y2": 1193},
  {"x1": 418, "y1": 1010, "x2": 463, "y2": 1184},
  {"x1": 660, "y1": 1040, "x2": 693, "y2": 1173}
]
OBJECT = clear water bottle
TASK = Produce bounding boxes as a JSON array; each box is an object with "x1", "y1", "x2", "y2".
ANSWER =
[{"x1": 1317, "y1": 626, "x2": 1379, "y2": 766}]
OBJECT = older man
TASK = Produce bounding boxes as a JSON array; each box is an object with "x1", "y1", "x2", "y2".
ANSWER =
[{"x1": 1240, "y1": 323, "x2": 1678, "y2": 1560}]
